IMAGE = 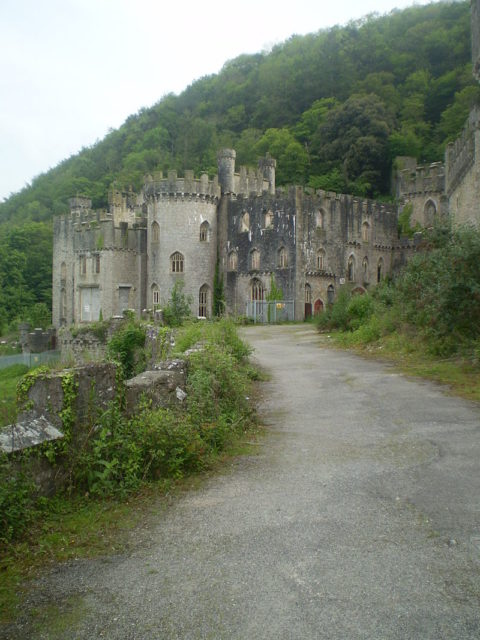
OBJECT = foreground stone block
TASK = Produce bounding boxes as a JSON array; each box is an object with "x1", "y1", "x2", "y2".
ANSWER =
[{"x1": 125, "y1": 359, "x2": 187, "y2": 416}]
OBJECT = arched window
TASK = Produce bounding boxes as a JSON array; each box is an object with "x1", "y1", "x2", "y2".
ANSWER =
[
  {"x1": 61, "y1": 261, "x2": 66, "y2": 282},
  {"x1": 316, "y1": 209, "x2": 326, "y2": 229},
  {"x1": 250, "y1": 278, "x2": 264, "y2": 301},
  {"x1": 347, "y1": 255, "x2": 355, "y2": 282},
  {"x1": 264, "y1": 210, "x2": 274, "y2": 228},
  {"x1": 305, "y1": 283, "x2": 312, "y2": 304},
  {"x1": 278, "y1": 247, "x2": 288, "y2": 268},
  {"x1": 240, "y1": 212, "x2": 250, "y2": 232},
  {"x1": 151, "y1": 283, "x2": 160, "y2": 307},
  {"x1": 151, "y1": 221, "x2": 160, "y2": 243},
  {"x1": 171, "y1": 251, "x2": 184, "y2": 273},
  {"x1": 327, "y1": 284, "x2": 335, "y2": 305},
  {"x1": 362, "y1": 257, "x2": 369, "y2": 282},
  {"x1": 317, "y1": 249, "x2": 326, "y2": 270},
  {"x1": 228, "y1": 250, "x2": 238, "y2": 271},
  {"x1": 199, "y1": 284, "x2": 209, "y2": 318},
  {"x1": 199, "y1": 221, "x2": 210, "y2": 242},
  {"x1": 362, "y1": 221, "x2": 370, "y2": 243},
  {"x1": 377, "y1": 257, "x2": 384, "y2": 283},
  {"x1": 424, "y1": 199, "x2": 437, "y2": 226},
  {"x1": 250, "y1": 249, "x2": 260, "y2": 270}
]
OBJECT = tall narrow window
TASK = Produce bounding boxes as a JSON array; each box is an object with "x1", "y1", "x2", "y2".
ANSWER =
[
  {"x1": 61, "y1": 262, "x2": 67, "y2": 283},
  {"x1": 250, "y1": 249, "x2": 260, "y2": 270},
  {"x1": 80, "y1": 255, "x2": 87, "y2": 275},
  {"x1": 278, "y1": 247, "x2": 288, "y2": 268},
  {"x1": 199, "y1": 284, "x2": 209, "y2": 317},
  {"x1": 60, "y1": 288, "x2": 66, "y2": 320},
  {"x1": 152, "y1": 221, "x2": 160, "y2": 243},
  {"x1": 305, "y1": 283, "x2": 312, "y2": 304},
  {"x1": 362, "y1": 221, "x2": 370, "y2": 243},
  {"x1": 316, "y1": 209, "x2": 326, "y2": 229},
  {"x1": 241, "y1": 212, "x2": 250, "y2": 232},
  {"x1": 377, "y1": 258, "x2": 384, "y2": 283},
  {"x1": 327, "y1": 284, "x2": 335, "y2": 305},
  {"x1": 362, "y1": 257, "x2": 369, "y2": 281},
  {"x1": 171, "y1": 252, "x2": 184, "y2": 273},
  {"x1": 93, "y1": 254, "x2": 100, "y2": 274},
  {"x1": 199, "y1": 221, "x2": 210, "y2": 242},
  {"x1": 152, "y1": 284, "x2": 160, "y2": 307},
  {"x1": 228, "y1": 250, "x2": 238, "y2": 271},
  {"x1": 347, "y1": 255, "x2": 355, "y2": 282},
  {"x1": 317, "y1": 249, "x2": 325, "y2": 270},
  {"x1": 251, "y1": 278, "x2": 264, "y2": 301},
  {"x1": 264, "y1": 210, "x2": 274, "y2": 228}
]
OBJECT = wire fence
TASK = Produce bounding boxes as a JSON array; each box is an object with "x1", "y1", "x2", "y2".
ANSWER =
[
  {"x1": 0, "y1": 350, "x2": 61, "y2": 370},
  {"x1": 245, "y1": 300, "x2": 295, "y2": 324}
]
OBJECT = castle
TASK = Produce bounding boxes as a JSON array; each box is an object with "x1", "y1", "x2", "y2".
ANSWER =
[
  {"x1": 53, "y1": 150, "x2": 413, "y2": 325},
  {"x1": 52, "y1": 1, "x2": 480, "y2": 328}
]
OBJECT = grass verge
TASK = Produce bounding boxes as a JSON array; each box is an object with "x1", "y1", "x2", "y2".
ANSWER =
[{"x1": 327, "y1": 329, "x2": 480, "y2": 403}]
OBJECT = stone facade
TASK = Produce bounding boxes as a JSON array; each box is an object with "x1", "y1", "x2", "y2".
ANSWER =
[{"x1": 53, "y1": 151, "x2": 408, "y2": 325}]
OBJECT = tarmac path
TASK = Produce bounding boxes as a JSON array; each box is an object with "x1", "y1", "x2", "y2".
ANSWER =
[{"x1": 3, "y1": 324, "x2": 480, "y2": 639}]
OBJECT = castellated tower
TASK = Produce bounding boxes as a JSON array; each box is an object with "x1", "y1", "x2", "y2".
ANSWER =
[
  {"x1": 52, "y1": 195, "x2": 147, "y2": 327},
  {"x1": 217, "y1": 149, "x2": 236, "y2": 194},
  {"x1": 144, "y1": 170, "x2": 221, "y2": 318}
]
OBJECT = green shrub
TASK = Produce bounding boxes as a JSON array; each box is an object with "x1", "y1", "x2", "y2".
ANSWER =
[
  {"x1": 163, "y1": 281, "x2": 192, "y2": 327},
  {"x1": 107, "y1": 321, "x2": 146, "y2": 378},
  {"x1": 0, "y1": 454, "x2": 36, "y2": 545}
]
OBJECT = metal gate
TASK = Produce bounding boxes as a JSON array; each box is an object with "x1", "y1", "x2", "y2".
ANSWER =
[{"x1": 246, "y1": 300, "x2": 295, "y2": 324}]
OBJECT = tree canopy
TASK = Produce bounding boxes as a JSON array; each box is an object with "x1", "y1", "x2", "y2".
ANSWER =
[{"x1": 0, "y1": 1, "x2": 477, "y2": 328}]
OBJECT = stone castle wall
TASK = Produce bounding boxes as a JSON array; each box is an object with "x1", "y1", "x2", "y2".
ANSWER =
[
  {"x1": 395, "y1": 157, "x2": 446, "y2": 228},
  {"x1": 445, "y1": 106, "x2": 480, "y2": 226}
]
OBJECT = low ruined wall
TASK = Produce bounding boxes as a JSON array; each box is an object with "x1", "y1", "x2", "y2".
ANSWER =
[{"x1": 125, "y1": 359, "x2": 187, "y2": 416}]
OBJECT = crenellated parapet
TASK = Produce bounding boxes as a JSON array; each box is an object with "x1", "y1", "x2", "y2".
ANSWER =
[
  {"x1": 143, "y1": 170, "x2": 221, "y2": 202},
  {"x1": 395, "y1": 159, "x2": 445, "y2": 200},
  {"x1": 445, "y1": 105, "x2": 480, "y2": 197}
]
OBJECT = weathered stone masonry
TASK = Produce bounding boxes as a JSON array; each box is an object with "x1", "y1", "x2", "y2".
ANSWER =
[{"x1": 53, "y1": 150, "x2": 408, "y2": 326}]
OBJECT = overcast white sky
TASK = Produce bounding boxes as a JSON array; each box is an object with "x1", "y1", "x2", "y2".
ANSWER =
[{"x1": 0, "y1": 0, "x2": 435, "y2": 201}]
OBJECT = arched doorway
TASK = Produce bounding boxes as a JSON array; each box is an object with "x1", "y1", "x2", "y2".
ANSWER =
[{"x1": 314, "y1": 298, "x2": 324, "y2": 315}]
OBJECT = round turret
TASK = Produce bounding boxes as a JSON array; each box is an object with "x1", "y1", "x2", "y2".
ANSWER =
[{"x1": 217, "y1": 149, "x2": 236, "y2": 194}]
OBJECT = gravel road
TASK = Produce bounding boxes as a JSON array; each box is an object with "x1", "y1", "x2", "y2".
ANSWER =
[{"x1": 3, "y1": 324, "x2": 480, "y2": 639}]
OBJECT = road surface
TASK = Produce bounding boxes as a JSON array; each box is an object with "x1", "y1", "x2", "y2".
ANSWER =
[{"x1": 4, "y1": 325, "x2": 480, "y2": 639}]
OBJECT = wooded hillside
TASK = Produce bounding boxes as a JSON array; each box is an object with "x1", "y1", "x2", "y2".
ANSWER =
[{"x1": 0, "y1": 1, "x2": 477, "y2": 330}]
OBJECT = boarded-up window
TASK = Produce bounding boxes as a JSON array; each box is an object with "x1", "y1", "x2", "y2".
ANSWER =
[
  {"x1": 81, "y1": 287, "x2": 100, "y2": 322},
  {"x1": 118, "y1": 286, "x2": 131, "y2": 315}
]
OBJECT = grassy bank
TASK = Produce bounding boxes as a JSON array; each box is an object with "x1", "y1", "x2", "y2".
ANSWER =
[
  {"x1": 317, "y1": 223, "x2": 480, "y2": 402},
  {"x1": 0, "y1": 319, "x2": 262, "y2": 623},
  {"x1": 327, "y1": 329, "x2": 480, "y2": 402}
]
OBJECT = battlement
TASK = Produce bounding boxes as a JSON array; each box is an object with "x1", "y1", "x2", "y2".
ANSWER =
[
  {"x1": 143, "y1": 170, "x2": 221, "y2": 201},
  {"x1": 396, "y1": 158, "x2": 445, "y2": 199},
  {"x1": 445, "y1": 105, "x2": 480, "y2": 196},
  {"x1": 313, "y1": 189, "x2": 397, "y2": 217}
]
